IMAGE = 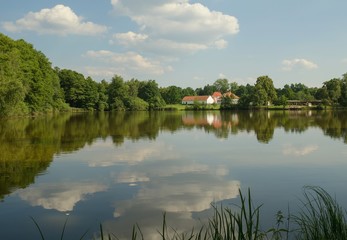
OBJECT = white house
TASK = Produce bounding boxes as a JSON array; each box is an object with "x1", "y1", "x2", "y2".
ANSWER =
[{"x1": 182, "y1": 95, "x2": 215, "y2": 105}]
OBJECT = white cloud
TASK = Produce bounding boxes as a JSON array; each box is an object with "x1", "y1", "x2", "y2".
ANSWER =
[
  {"x1": 111, "y1": 31, "x2": 148, "y2": 46},
  {"x1": 214, "y1": 39, "x2": 228, "y2": 49},
  {"x1": 218, "y1": 73, "x2": 227, "y2": 79},
  {"x1": 111, "y1": 0, "x2": 239, "y2": 53},
  {"x1": 2, "y1": 4, "x2": 107, "y2": 36},
  {"x1": 85, "y1": 66, "x2": 122, "y2": 79},
  {"x1": 282, "y1": 144, "x2": 319, "y2": 156},
  {"x1": 282, "y1": 58, "x2": 318, "y2": 71},
  {"x1": 342, "y1": 58, "x2": 347, "y2": 64},
  {"x1": 111, "y1": 33, "x2": 208, "y2": 54},
  {"x1": 86, "y1": 50, "x2": 167, "y2": 76},
  {"x1": 153, "y1": 39, "x2": 208, "y2": 52}
]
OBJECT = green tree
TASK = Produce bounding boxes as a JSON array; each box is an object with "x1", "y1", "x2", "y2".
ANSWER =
[
  {"x1": 108, "y1": 75, "x2": 129, "y2": 111},
  {"x1": 182, "y1": 87, "x2": 195, "y2": 97},
  {"x1": 196, "y1": 84, "x2": 217, "y2": 95},
  {"x1": 340, "y1": 73, "x2": 347, "y2": 107},
  {"x1": 0, "y1": 33, "x2": 66, "y2": 115},
  {"x1": 236, "y1": 84, "x2": 254, "y2": 98},
  {"x1": 213, "y1": 78, "x2": 229, "y2": 93},
  {"x1": 96, "y1": 80, "x2": 109, "y2": 111},
  {"x1": 281, "y1": 84, "x2": 295, "y2": 100},
  {"x1": 315, "y1": 86, "x2": 329, "y2": 101},
  {"x1": 220, "y1": 96, "x2": 235, "y2": 109},
  {"x1": 126, "y1": 78, "x2": 141, "y2": 97},
  {"x1": 229, "y1": 81, "x2": 239, "y2": 94},
  {"x1": 253, "y1": 76, "x2": 277, "y2": 106},
  {"x1": 160, "y1": 85, "x2": 183, "y2": 104},
  {"x1": 123, "y1": 96, "x2": 149, "y2": 110},
  {"x1": 138, "y1": 80, "x2": 166, "y2": 109},
  {"x1": 0, "y1": 47, "x2": 27, "y2": 115},
  {"x1": 83, "y1": 77, "x2": 99, "y2": 110},
  {"x1": 58, "y1": 69, "x2": 99, "y2": 110},
  {"x1": 323, "y1": 78, "x2": 341, "y2": 106}
]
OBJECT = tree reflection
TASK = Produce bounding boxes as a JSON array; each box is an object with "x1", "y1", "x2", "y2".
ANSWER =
[{"x1": 1, "y1": 110, "x2": 347, "y2": 199}]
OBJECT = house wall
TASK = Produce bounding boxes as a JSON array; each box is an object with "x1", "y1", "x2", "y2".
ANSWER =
[
  {"x1": 182, "y1": 100, "x2": 194, "y2": 104},
  {"x1": 206, "y1": 96, "x2": 214, "y2": 104},
  {"x1": 182, "y1": 96, "x2": 214, "y2": 105}
]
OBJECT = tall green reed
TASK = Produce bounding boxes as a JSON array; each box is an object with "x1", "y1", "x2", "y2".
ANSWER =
[
  {"x1": 30, "y1": 186, "x2": 347, "y2": 240},
  {"x1": 294, "y1": 186, "x2": 347, "y2": 240}
]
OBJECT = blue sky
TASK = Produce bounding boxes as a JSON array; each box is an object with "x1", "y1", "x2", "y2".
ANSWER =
[{"x1": 1, "y1": 0, "x2": 347, "y2": 88}]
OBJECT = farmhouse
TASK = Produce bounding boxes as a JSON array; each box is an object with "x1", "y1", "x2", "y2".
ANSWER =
[
  {"x1": 212, "y1": 92, "x2": 223, "y2": 104},
  {"x1": 181, "y1": 95, "x2": 215, "y2": 105},
  {"x1": 223, "y1": 91, "x2": 240, "y2": 104}
]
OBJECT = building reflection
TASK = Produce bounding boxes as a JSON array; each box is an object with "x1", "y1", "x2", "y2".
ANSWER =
[{"x1": 181, "y1": 112, "x2": 239, "y2": 129}]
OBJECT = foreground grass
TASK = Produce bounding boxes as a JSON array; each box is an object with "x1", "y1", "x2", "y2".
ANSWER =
[{"x1": 31, "y1": 186, "x2": 347, "y2": 240}]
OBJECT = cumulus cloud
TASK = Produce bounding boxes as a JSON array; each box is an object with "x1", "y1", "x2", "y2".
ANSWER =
[
  {"x1": 218, "y1": 73, "x2": 227, "y2": 79},
  {"x1": 86, "y1": 50, "x2": 168, "y2": 76},
  {"x1": 111, "y1": 0, "x2": 239, "y2": 53},
  {"x1": 282, "y1": 58, "x2": 318, "y2": 71},
  {"x1": 2, "y1": 4, "x2": 107, "y2": 36}
]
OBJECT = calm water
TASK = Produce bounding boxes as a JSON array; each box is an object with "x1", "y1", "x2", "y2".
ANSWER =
[{"x1": 1, "y1": 110, "x2": 347, "y2": 239}]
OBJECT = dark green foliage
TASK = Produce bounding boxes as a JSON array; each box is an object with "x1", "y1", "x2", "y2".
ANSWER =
[
  {"x1": 57, "y1": 69, "x2": 103, "y2": 110},
  {"x1": 213, "y1": 78, "x2": 229, "y2": 93},
  {"x1": 323, "y1": 78, "x2": 342, "y2": 106},
  {"x1": 96, "y1": 80, "x2": 109, "y2": 111},
  {"x1": 138, "y1": 80, "x2": 166, "y2": 109},
  {"x1": 160, "y1": 85, "x2": 183, "y2": 104},
  {"x1": 253, "y1": 76, "x2": 277, "y2": 106},
  {"x1": 182, "y1": 87, "x2": 196, "y2": 97},
  {"x1": 220, "y1": 96, "x2": 236, "y2": 110},
  {"x1": 124, "y1": 97, "x2": 149, "y2": 110},
  {"x1": 0, "y1": 33, "x2": 67, "y2": 115},
  {"x1": 195, "y1": 84, "x2": 217, "y2": 96},
  {"x1": 107, "y1": 75, "x2": 129, "y2": 111}
]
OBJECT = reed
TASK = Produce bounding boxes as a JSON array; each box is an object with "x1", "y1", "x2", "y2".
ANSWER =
[
  {"x1": 293, "y1": 186, "x2": 347, "y2": 240},
  {"x1": 30, "y1": 186, "x2": 347, "y2": 240}
]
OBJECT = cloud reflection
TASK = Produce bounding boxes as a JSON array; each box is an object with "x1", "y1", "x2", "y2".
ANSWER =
[
  {"x1": 282, "y1": 144, "x2": 319, "y2": 156},
  {"x1": 108, "y1": 172, "x2": 240, "y2": 239},
  {"x1": 86, "y1": 139, "x2": 177, "y2": 167},
  {"x1": 17, "y1": 182, "x2": 107, "y2": 212}
]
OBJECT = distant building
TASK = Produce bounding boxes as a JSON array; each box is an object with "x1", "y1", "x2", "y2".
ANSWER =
[
  {"x1": 181, "y1": 95, "x2": 215, "y2": 105},
  {"x1": 223, "y1": 91, "x2": 240, "y2": 104},
  {"x1": 212, "y1": 92, "x2": 223, "y2": 104}
]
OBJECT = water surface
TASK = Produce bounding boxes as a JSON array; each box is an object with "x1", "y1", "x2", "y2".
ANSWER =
[{"x1": 1, "y1": 110, "x2": 347, "y2": 239}]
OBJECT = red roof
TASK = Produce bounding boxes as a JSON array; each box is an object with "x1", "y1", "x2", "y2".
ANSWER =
[
  {"x1": 223, "y1": 92, "x2": 240, "y2": 99},
  {"x1": 212, "y1": 92, "x2": 222, "y2": 97},
  {"x1": 182, "y1": 96, "x2": 210, "y2": 101}
]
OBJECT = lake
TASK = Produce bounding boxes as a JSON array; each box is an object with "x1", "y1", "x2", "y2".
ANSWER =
[{"x1": 1, "y1": 110, "x2": 347, "y2": 239}]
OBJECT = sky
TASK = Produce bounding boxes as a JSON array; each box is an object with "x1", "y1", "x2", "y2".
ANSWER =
[{"x1": 1, "y1": 0, "x2": 347, "y2": 89}]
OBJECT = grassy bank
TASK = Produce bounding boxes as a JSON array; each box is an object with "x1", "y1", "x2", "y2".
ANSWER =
[{"x1": 31, "y1": 186, "x2": 347, "y2": 240}]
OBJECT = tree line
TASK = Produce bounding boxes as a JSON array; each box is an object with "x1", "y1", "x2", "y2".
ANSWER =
[{"x1": 1, "y1": 33, "x2": 347, "y2": 116}]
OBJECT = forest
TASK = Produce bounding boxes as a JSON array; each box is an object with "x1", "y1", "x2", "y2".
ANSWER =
[{"x1": 1, "y1": 32, "x2": 347, "y2": 116}]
